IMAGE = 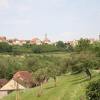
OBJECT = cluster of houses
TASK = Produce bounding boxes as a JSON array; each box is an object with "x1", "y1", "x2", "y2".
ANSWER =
[
  {"x1": 0, "y1": 71, "x2": 34, "y2": 99},
  {"x1": 0, "y1": 34, "x2": 51, "y2": 46},
  {"x1": 0, "y1": 34, "x2": 99, "y2": 47},
  {"x1": 65, "y1": 38, "x2": 98, "y2": 46}
]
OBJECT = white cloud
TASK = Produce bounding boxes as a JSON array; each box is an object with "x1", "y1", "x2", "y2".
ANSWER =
[{"x1": 0, "y1": 0, "x2": 9, "y2": 9}]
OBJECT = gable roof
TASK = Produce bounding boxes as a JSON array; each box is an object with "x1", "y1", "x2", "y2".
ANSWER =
[
  {"x1": 13, "y1": 71, "x2": 32, "y2": 81},
  {"x1": 0, "y1": 79, "x2": 25, "y2": 91},
  {"x1": 13, "y1": 71, "x2": 33, "y2": 88}
]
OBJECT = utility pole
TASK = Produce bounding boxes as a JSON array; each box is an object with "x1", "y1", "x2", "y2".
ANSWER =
[
  {"x1": 14, "y1": 79, "x2": 18, "y2": 100},
  {"x1": 45, "y1": 33, "x2": 47, "y2": 40},
  {"x1": 99, "y1": 33, "x2": 100, "y2": 41},
  {"x1": 15, "y1": 75, "x2": 20, "y2": 100}
]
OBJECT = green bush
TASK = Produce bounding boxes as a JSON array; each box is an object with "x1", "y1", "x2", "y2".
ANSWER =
[
  {"x1": 32, "y1": 45, "x2": 42, "y2": 53},
  {"x1": 86, "y1": 79, "x2": 100, "y2": 100},
  {"x1": 32, "y1": 44, "x2": 60, "y2": 53},
  {"x1": 0, "y1": 42, "x2": 12, "y2": 53}
]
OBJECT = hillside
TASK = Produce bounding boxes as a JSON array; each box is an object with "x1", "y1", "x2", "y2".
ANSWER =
[{"x1": 2, "y1": 72, "x2": 100, "y2": 100}]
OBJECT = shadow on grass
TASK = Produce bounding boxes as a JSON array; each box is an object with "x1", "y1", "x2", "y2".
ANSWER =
[
  {"x1": 70, "y1": 73, "x2": 98, "y2": 85},
  {"x1": 71, "y1": 74, "x2": 97, "y2": 85},
  {"x1": 72, "y1": 78, "x2": 89, "y2": 85},
  {"x1": 69, "y1": 77, "x2": 85, "y2": 82},
  {"x1": 45, "y1": 86, "x2": 55, "y2": 90}
]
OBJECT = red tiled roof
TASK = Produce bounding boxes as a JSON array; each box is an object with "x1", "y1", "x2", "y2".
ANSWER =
[
  {"x1": 0, "y1": 36, "x2": 6, "y2": 40},
  {"x1": 13, "y1": 71, "x2": 33, "y2": 87},
  {"x1": 31, "y1": 38, "x2": 41, "y2": 44},
  {"x1": 0, "y1": 79, "x2": 8, "y2": 88}
]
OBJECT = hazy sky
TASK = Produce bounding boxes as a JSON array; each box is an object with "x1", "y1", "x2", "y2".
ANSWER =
[{"x1": 0, "y1": 0, "x2": 100, "y2": 41}]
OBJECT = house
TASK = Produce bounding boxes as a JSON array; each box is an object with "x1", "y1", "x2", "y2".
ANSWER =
[
  {"x1": 12, "y1": 39, "x2": 23, "y2": 46},
  {"x1": 0, "y1": 79, "x2": 25, "y2": 99},
  {"x1": 0, "y1": 79, "x2": 8, "y2": 88},
  {"x1": 13, "y1": 71, "x2": 33, "y2": 88},
  {"x1": 0, "y1": 36, "x2": 6, "y2": 42},
  {"x1": 89, "y1": 38, "x2": 97, "y2": 44},
  {"x1": 30, "y1": 37, "x2": 42, "y2": 45},
  {"x1": 0, "y1": 71, "x2": 34, "y2": 99},
  {"x1": 65, "y1": 40, "x2": 78, "y2": 46}
]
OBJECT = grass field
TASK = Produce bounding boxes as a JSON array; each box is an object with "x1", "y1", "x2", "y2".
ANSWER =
[{"x1": 2, "y1": 72, "x2": 100, "y2": 100}]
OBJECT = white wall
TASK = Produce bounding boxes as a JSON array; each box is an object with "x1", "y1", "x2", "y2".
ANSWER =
[{"x1": 0, "y1": 91, "x2": 8, "y2": 99}]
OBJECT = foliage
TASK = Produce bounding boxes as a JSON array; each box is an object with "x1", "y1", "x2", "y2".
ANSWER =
[
  {"x1": 65, "y1": 43, "x2": 74, "y2": 52},
  {"x1": 86, "y1": 79, "x2": 100, "y2": 100},
  {"x1": 12, "y1": 45, "x2": 31, "y2": 55},
  {"x1": 56, "y1": 41, "x2": 66, "y2": 48},
  {"x1": 32, "y1": 45, "x2": 43, "y2": 53},
  {"x1": 75, "y1": 38, "x2": 91, "y2": 51},
  {"x1": 66, "y1": 52, "x2": 100, "y2": 74},
  {"x1": 0, "y1": 42, "x2": 12, "y2": 53},
  {"x1": 92, "y1": 42, "x2": 100, "y2": 57},
  {"x1": 32, "y1": 44, "x2": 60, "y2": 53}
]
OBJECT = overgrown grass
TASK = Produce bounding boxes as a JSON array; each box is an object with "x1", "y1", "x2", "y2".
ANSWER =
[{"x1": 2, "y1": 72, "x2": 100, "y2": 100}]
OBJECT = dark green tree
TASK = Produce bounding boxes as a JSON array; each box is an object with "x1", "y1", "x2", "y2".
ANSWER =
[
  {"x1": 56, "y1": 41, "x2": 66, "y2": 48},
  {"x1": 0, "y1": 42, "x2": 12, "y2": 53}
]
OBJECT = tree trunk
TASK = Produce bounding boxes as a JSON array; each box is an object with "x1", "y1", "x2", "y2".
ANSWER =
[{"x1": 37, "y1": 82, "x2": 43, "y2": 97}]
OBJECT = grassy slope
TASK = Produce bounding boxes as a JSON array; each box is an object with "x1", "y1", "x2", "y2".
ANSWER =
[{"x1": 2, "y1": 72, "x2": 100, "y2": 100}]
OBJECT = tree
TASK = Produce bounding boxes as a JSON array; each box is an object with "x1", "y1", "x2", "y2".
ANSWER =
[
  {"x1": 0, "y1": 42, "x2": 12, "y2": 53},
  {"x1": 92, "y1": 42, "x2": 100, "y2": 57},
  {"x1": 56, "y1": 41, "x2": 66, "y2": 48},
  {"x1": 25, "y1": 57, "x2": 39, "y2": 72},
  {"x1": 75, "y1": 38, "x2": 91, "y2": 51},
  {"x1": 48, "y1": 68, "x2": 58, "y2": 87},
  {"x1": 66, "y1": 52, "x2": 99, "y2": 79},
  {"x1": 65, "y1": 43, "x2": 74, "y2": 52},
  {"x1": 33, "y1": 68, "x2": 48, "y2": 96}
]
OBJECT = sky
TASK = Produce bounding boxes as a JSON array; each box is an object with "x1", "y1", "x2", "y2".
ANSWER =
[{"x1": 0, "y1": 0, "x2": 100, "y2": 41}]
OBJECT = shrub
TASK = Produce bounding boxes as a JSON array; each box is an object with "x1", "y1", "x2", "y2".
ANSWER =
[
  {"x1": 32, "y1": 45, "x2": 42, "y2": 53},
  {"x1": 86, "y1": 79, "x2": 100, "y2": 100},
  {"x1": 0, "y1": 42, "x2": 12, "y2": 53}
]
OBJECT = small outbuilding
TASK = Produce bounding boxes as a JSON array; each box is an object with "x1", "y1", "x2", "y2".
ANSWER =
[
  {"x1": 0, "y1": 71, "x2": 34, "y2": 99},
  {"x1": 0, "y1": 79, "x2": 25, "y2": 99}
]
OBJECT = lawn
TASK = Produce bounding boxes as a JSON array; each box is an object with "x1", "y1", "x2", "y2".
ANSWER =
[{"x1": 2, "y1": 72, "x2": 100, "y2": 100}]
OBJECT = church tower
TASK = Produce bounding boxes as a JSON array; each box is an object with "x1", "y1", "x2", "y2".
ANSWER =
[{"x1": 43, "y1": 33, "x2": 51, "y2": 44}]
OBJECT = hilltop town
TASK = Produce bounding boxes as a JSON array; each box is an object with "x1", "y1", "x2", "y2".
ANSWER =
[
  {"x1": 0, "y1": 34, "x2": 51, "y2": 46},
  {"x1": 0, "y1": 34, "x2": 99, "y2": 46}
]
